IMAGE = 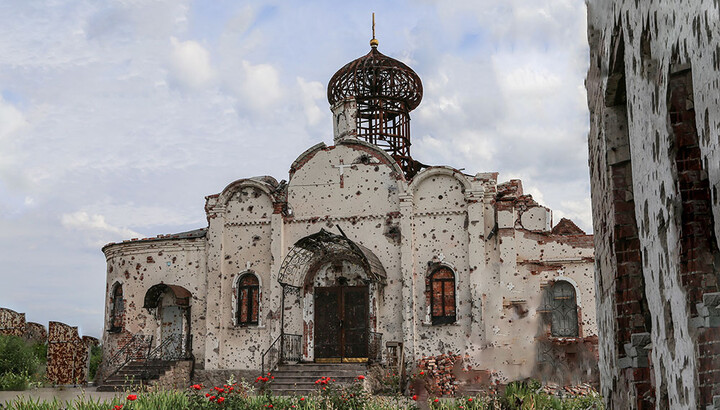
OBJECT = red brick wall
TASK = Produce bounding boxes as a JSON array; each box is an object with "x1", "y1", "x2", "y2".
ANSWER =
[
  {"x1": 668, "y1": 67, "x2": 720, "y2": 408},
  {"x1": 668, "y1": 68, "x2": 719, "y2": 308},
  {"x1": 605, "y1": 45, "x2": 654, "y2": 407}
]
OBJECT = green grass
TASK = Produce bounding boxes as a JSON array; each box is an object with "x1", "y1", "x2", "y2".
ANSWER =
[{"x1": 0, "y1": 379, "x2": 604, "y2": 409}]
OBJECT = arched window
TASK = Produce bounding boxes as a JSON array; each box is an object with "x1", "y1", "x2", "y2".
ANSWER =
[
  {"x1": 545, "y1": 281, "x2": 579, "y2": 337},
  {"x1": 430, "y1": 267, "x2": 456, "y2": 325},
  {"x1": 109, "y1": 284, "x2": 124, "y2": 332},
  {"x1": 236, "y1": 274, "x2": 259, "y2": 326}
]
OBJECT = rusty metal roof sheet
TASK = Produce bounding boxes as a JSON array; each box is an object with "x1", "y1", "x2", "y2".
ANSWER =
[
  {"x1": 278, "y1": 229, "x2": 387, "y2": 287},
  {"x1": 143, "y1": 284, "x2": 192, "y2": 308}
]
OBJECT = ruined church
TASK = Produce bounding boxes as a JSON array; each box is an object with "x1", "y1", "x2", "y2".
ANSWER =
[{"x1": 100, "y1": 35, "x2": 597, "y2": 390}]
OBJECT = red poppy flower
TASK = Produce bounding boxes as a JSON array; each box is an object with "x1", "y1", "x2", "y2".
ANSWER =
[
  {"x1": 191, "y1": 384, "x2": 202, "y2": 390},
  {"x1": 114, "y1": 406, "x2": 123, "y2": 410},
  {"x1": 217, "y1": 397, "x2": 225, "y2": 404},
  {"x1": 412, "y1": 395, "x2": 418, "y2": 401},
  {"x1": 434, "y1": 398, "x2": 439, "y2": 402},
  {"x1": 126, "y1": 394, "x2": 137, "y2": 401},
  {"x1": 300, "y1": 397, "x2": 305, "y2": 401}
]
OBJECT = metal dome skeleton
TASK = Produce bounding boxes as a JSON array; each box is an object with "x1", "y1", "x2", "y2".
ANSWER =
[{"x1": 327, "y1": 30, "x2": 424, "y2": 179}]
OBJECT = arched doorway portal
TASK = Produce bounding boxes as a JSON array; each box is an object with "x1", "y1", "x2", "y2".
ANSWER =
[
  {"x1": 311, "y1": 259, "x2": 370, "y2": 362},
  {"x1": 143, "y1": 284, "x2": 192, "y2": 360},
  {"x1": 277, "y1": 229, "x2": 386, "y2": 363}
]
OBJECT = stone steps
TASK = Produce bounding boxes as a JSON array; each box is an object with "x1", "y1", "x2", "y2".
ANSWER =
[
  {"x1": 97, "y1": 359, "x2": 176, "y2": 392},
  {"x1": 268, "y1": 363, "x2": 368, "y2": 396}
]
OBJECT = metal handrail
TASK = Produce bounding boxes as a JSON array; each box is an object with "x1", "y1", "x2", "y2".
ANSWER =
[
  {"x1": 369, "y1": 331, "x2": 383, "y2": 362},
  {"x1": 261, "y1": 334, "x2": 282, "y2": 375},
  {"x1": 102, "y1": 333, "x2": 152, "y2": 382},
  {"x1": 260, "y1": 333, "x2": 303, "y2": 374}
]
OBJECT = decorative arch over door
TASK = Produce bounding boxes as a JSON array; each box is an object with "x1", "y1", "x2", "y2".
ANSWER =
[
  {"x1": 142, "y1": 284, "x2": 192, "y2": 359},
  {"x1": 278, "y1": 228, "x2": 386, "y2": 288},
  {"x1": 276, "y1": 228, "x2": 386, "y2": 363}
]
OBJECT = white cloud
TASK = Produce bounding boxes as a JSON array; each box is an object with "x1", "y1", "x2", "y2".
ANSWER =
[
  {"x1": 169, "y1": 37, "x2": 215, "y2": 89},
  {"x1": 236, "y1": 60, "x2": 282, "y2": 109},
  {"x1": 0, "y1": 97, "x2": 26, "y2": 140},
  {"x1": 554, "y1": 198, "x2": 593, "y2": 233},
  {"x1": 296, "y1": 77, "x2": 325, "y2": 126},
  {"x1": 61, "y1": 211, "x2": 142, "y2": 241}
]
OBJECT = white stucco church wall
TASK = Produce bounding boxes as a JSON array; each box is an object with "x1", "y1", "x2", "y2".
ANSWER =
[{"x1": 100, "y1": 38, "x2": 598, "y2": 390}]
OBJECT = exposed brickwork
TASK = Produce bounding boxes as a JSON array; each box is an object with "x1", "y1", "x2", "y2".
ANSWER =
[
  {"x1": 668, "y1": 68, "x2": 720, "y2": 313},
  {"x1": 587, "y1": 2, "x2": 720, "y2": 407},
  {"x1": 611, "y1": 159, "x2": 651, "y2": 347},
  {"x1": 551, "y1": 218, "x2": 586, "y2": 235},
  {"x1": 697, "y1": 327, "x2": 720, "y2": 406},
  {"x1": 417, "y1": 353, "x2": 462, "y2": 396}
]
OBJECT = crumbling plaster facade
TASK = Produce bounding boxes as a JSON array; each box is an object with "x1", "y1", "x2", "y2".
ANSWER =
[
  {"x1": 102, "y1": 47, "x2": 597, "y2": 388},
  {"x1": 587, "y1": 1, "x2": 720, "y2": 408}
]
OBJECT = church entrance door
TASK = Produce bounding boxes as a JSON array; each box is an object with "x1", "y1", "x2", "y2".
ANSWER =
[
  {"x1": 314, "y1": 286, "x2": 368, "y2": 362},
  {"x1": 160, "y1": 304, "x2": 183, "y2": 359}
]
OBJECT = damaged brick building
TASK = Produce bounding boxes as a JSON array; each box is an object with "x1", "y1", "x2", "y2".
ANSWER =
[
  {"x1": 587, "y1": 1, "x2": 720, "y2": 408},
  {"x1": 100, "y1": 35, "x2": 597, "y2": 391}
]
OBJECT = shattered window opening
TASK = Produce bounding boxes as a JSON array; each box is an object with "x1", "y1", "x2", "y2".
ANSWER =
[
  {"x1": 237, "y1": 274, "x2": 259, "y2": 326},
  {"x1": 430, "y1": 267, "x2": 456, "y2": 325},
  {"x1": 109, "y1": 283, "x2": 124, "y2": 332}
]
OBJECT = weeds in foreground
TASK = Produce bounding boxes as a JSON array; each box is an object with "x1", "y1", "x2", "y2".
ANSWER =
[{"x1": 1, "y1": 379, "x2": 603, "y2": 409}]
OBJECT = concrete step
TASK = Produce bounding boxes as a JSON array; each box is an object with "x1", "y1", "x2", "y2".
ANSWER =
[
  {"x1": 99, "y1": 360, "x2": 176, "y2": 391},
  {"x1": 268, "y1": 363, "x2": 367, "y2": 396}
]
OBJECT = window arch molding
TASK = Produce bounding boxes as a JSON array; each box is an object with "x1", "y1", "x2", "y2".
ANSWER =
[
  {"x1": 108, "y1": 281, "x2": 124, "y2": 333},
  {"x1": 542, "y1": 278, "x2": 580, "y2": 338},
  {"x1": 424, "y1": 263, "x2": 457, "y2": 325},
  {"x1": 232, "y1": 271, "x2": 262, "y2": 327}
]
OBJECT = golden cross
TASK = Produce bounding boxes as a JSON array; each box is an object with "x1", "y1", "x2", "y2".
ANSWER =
[{"x1": 370, "y1": 13, "x2": 379, "y2": 47}]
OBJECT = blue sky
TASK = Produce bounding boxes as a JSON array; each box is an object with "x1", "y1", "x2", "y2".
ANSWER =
[{"x1": 0, "y1": 0, "x2": 590, "y2": 337}]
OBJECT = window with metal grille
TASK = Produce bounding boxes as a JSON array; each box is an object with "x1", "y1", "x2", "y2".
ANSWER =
[
  {"x1": 109, "y1": 283, "x2": 124, "y2": 332},
  {"x1": 430, "y1": 267, "x2": 456, "y2": 325},
  {"x1": 236, "y1": 274, "x2": 259, "y2": 326},
  {"x1": 543, "y1": 281, "x2": 579, "y2": 337}
]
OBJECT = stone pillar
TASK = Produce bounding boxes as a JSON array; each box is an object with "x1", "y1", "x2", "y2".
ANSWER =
[
  {"x1": 268, "y1": 209, "x2": 285, "y2": 347},
  {"x1": 399, "y1": 193, "x2": 416, "y2": 366},
  {"x1": 465, "y1": 183, "x2": 485, "y2": 354},
  {"x1": 203, "y1": 204, "x2": 225, "y2": 370},
  {"x1": 331, "y1": 97, "x2": 357, "y2": 142}
]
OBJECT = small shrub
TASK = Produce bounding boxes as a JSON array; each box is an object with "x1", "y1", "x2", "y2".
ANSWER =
[
  {"x1": 0, "y1": 334, "x2": 39, "y2": 376},
  {"x1": 0, "y1": 371, "x2": 31, "y2": 391},
  {"x1": 88, "y1": 345, "x2": 102, "y2": 381}
]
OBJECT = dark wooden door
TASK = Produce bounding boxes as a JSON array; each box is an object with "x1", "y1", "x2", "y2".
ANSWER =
[
  {"x1": 314, "y1": 287, "x2": 342, "y2": 359},
  {"x1": 314, "y1": 286, "x2": 368, "y2": 360}
]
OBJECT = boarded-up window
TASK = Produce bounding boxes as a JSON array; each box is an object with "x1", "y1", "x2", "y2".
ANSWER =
[
  {"x1": 546, "y1": 281, "x2": 578, "y2": 337},
  {"x1": 430, "y1": 267, "x2": 456, "y2": 325},
  {"x1": 237, "y1": 274, "x2": 259, "y2": 326},
  {"x1": 110, "y1": 284, "x2": 124, "y2": 331}
]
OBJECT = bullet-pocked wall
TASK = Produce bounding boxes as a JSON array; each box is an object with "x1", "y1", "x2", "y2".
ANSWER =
[
  {"x1": 587, "y1": 1, "x2": 720, "y2": 408},
  {"x1": 101, "y1": 233, "x2": 208, "y2": 373},
  {"x1": 100, "y1": 41, "x2": 598, "y2": 389}
]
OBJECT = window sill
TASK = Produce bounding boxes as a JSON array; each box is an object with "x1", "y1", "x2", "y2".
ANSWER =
[
  {"x1": 421, "y1": 321, "x2": 460, "y2": 327},
  {"x1": 232, "y1": 325, "x2": 266, "y2": 330}
]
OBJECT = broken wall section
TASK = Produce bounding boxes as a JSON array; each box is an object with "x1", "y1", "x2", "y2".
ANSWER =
[
  {"x1": 587, "y1": 1, "x2": 720, "y2": 408},
  {"x1": 0, "y1": 307, "x2": 97, "y2": 385}
]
